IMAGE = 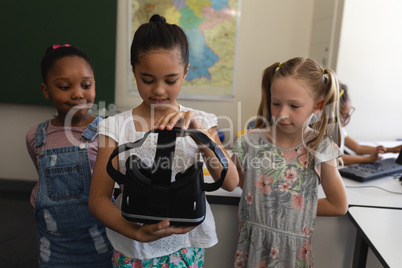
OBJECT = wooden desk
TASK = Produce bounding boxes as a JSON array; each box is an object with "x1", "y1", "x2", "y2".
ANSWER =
[{"x1": 348, "y1": 207, "x2": 402, "y2": 268}]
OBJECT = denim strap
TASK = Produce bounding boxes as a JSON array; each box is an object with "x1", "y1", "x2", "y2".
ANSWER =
[
  {"x1": 81, "y1": 116, "x2": 103, "y2": 141},
  {"x1": 34, "y1": 120, "x2": 50, "y2": 148}
]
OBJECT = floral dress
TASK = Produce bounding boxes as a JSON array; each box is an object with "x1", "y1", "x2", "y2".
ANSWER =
[
  {"x1": 232, "y1": 130, "x2": 341, "y2": 268},
  {"x1": 113, "y1": 247, "x2": 204, "y2": 268}
]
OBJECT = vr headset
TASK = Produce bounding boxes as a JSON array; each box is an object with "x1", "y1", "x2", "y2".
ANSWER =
[{"x1": 107, "y1": 128, "x2": 228, "y2": 226}]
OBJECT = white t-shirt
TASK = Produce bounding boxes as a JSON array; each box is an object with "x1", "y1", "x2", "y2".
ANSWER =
[
  {"x1": 98, "y1": 105, "x2": 218, "y2": 259},
  {"x1": 340, "y1": 127, "x2": 348, "y2": 154}
]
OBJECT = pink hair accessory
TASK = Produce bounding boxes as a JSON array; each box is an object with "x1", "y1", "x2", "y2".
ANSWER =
[{"x1": 52, "y1": 44, "x2": 71, "y2": 49}]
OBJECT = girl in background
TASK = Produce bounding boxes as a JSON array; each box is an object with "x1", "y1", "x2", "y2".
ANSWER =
[
  {"x1": 26, "y1": 44, "x2": 112, "y2": 267},
  {"x1": 232, "y1": 57, "x2": 348, "y2": 267},
  {"x1": 339, "y1": 83, "x2": 402, "y2": 165},
  {"x1": 89, "y1": 14, "x2": 239, "y2": 267}
]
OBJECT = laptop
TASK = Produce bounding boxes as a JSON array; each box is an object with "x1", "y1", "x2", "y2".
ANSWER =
[{"x1": 338, "y1": 149, "x2": 402, "y2": 182}]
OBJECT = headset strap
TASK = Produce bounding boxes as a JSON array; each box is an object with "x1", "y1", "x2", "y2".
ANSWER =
[
  {"x1": 151, "y1": 130, "x2": 176, "y2": 186},
  {"x1": 181, "y1": 129, "x2": 228, "y2": 191},
  {"x1": 106, "y1": 128, "x2": 228, "y2": 191},
  {"x1": 106, "y1": 131, "x2": 151, "y2": 184}
]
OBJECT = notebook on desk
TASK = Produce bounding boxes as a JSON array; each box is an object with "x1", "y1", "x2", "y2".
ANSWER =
[{"x1": 339, "y1": 149, "x2": 402, "y2": 182}]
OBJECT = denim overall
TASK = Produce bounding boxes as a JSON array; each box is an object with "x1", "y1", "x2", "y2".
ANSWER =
[{"x1": 34, "y1": 117, "x2": 112, "y2": 267}]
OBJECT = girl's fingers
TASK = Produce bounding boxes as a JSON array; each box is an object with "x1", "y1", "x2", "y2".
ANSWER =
[
  {"x1": 169, "y1": 112, "x2": 187, "y2": 129},
  {"x1": 169, "y1": 225, "x2": 196, "y2": 234},
  {"x1": 137, "y1": 220, "x2": 170, "y2": 241},
  {"x1": 155, "y1": 219, "x2": 171, "y2": 230},
  {"x1": 153, "y1": 113, "x2": 180, "y2": 130},
  {"x1": 153, "y1": 110, "x2": 208, "y2": 132},
  {"x1": 139, "y1": 219, "x2": 195, "y2": 242},
  {"x1": 182, "y1": 111, "x2": 206, "y2": 130},
  {"x1": 173, "y1": 111, "x2": 195, "y2": 130},
  {"x1": 154, "y1": 111, "x2": 194, "y2": 130},
  {"x1": 180, "y1": 111, "x2": 193, "y2": 130}
]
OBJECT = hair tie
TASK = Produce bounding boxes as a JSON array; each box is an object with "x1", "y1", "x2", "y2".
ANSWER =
[
  {"x1": 339, "y1": 89, "x2": 345, "y2": 98},
  {"x1": 275, "y1": 62, "x2": 282, "y2": 72},
  {"x1": 150, "y1": 14, "x2": 166, "y2": 23},
  {"x1": 52, "y1": 44, "x2": 71, "y2": 50}
]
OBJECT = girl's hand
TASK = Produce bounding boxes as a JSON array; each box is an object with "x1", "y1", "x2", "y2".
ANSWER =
[
  {"x1": 367, "y1": 152, "x2": 382, "y2": 163},
  {"x1": 153, "y1": 109, "x2": 239, "y2": 191},
  {"x1": 375, "y1": 145, "x2": 386, "y2": 154},
  {"x1": 387, "y1": 144, "x2": 402, "y2": 154},
  {"x1": 133, "y1": 220, "x2": 195, "y2": 242},
  {"x1": 90, "y1": 136, "x2": 197, "y2": 243},
  {"x1": 154, "y1": 110, "x2": 207, "y2": 132}
]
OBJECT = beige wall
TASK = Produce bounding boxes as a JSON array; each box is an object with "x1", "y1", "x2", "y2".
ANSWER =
[
  {"x1": 309, "y1": 0, "x2": 344, "y2": 70},
  {"x1": 0, "y1": 104, "x2": 56, "y2": 181},
  {"x1": 0, "y1": 0, "x2": 316, "y2": 181},
  {"x1": 6, "y1": 0, "x2": 402, "y2": 181}
]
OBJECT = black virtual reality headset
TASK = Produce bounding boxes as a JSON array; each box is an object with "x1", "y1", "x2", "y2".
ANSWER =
[{"x1": 107, "y1": 128, "x2": 228, "y2": 226}]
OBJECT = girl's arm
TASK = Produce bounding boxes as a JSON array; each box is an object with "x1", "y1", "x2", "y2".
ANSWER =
[
  {"x1": 198, "y1": 126, "x2": 240, "y2": 191},
  {"x1": 231, "y1": 154, "x2": 244, "y2": 189},
  {"x1": 88, "y1": 135, "x2": 194, "y2": 243},
  {"x1": 345, "y1": 136, "x2": 383, "y2": 155},
  {"x1": 343, "y1": 136, "x2": 402, "y2": 165},
  {"x1": 317, "y1": 158, "x2": 348, "y2": 216},
  {"x1": 385, "y1": 144, "x2": 402, "y2": 154},
  {"x1": 341, "y1": 153, "x2": 380, "y2": 165},
  {"x1": 343, "y1": 135, "x2": 382, "y2": 164},
  {"x1": 154, "y1": 110, "x2": 239, "y2": 191}
]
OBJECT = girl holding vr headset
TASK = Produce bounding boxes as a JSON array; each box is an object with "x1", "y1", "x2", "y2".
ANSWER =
[{"x1": 89, "y1": 14, "x2": 239, "y2": 267}]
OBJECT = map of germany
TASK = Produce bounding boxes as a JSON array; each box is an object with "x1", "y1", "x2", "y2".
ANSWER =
[{"x1": 131, "y1": 0, "x2": 239, "y2": 99}]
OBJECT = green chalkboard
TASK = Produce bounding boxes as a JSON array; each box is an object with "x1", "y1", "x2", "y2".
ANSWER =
[{"x1": 0, "y1": 0, "x2": 117, "y2": 106}]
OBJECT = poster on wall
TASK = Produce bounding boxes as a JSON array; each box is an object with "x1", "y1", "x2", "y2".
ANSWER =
[{"x1": 129, "y1": 0, "x2": 240, "y2": 100}]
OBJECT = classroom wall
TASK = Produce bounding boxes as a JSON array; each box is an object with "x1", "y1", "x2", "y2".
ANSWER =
[
  {"x1": 0, "y1": 104, "x2": 56, "y2": 181},
  {"x1": 3, "y1": 1, "x2": 401, "y2": 180},
  {"x1": 0, "y1": 0, "x2": 315, "y2": 182},
  {"x1": 309, "y1": 0, "x2": 344, "y2": 70}
]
